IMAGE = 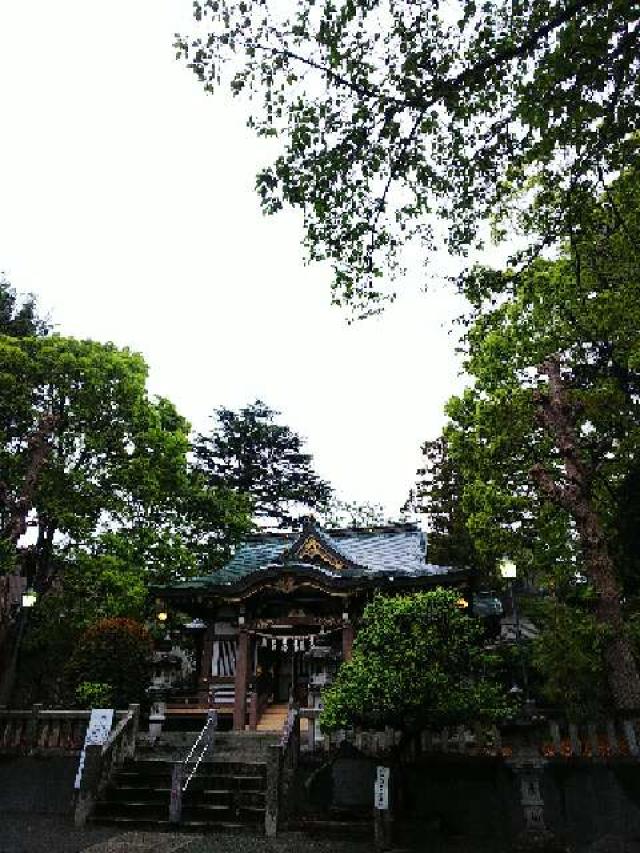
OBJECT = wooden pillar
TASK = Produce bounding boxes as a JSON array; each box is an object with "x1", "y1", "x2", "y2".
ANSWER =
[
  {"x1": 198, "y1": 623, "x2": 215, "y2": 706},
  {"x1": 342, "y1": 622, "x2": 354, "y2": 662},
  {"x1": 233, "y1": 629, "x2": 249, "y2": 731}
]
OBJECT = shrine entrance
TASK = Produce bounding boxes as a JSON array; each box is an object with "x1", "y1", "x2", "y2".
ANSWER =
[
  {"x1": 156, "y1": 520, "x2": 467, "y2": 732},
  {"x1": 252, "y1": 623, "x2": 343, "y2": 709}
]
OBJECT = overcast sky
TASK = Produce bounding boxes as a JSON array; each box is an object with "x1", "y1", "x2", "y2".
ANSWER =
[{"x1": 0, "y1": 1, "x2": 508, "y2": 518}]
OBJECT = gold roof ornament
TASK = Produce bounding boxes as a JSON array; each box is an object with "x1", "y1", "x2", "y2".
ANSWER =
[{"x1": 296, "y1": 536, "x2": 345, "y2": 572}]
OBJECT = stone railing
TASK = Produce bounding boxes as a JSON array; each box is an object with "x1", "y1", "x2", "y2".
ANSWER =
[
  {"x1": 265, "y1": 703, "x2": 300, "y2": 837},
  {"x1": 74, "y1": 704, "x2": 140, "y2": 826},
  {"x1": 0, "y1": 705, "x2": 127, "y2": 755},
  {"x1": 314, "y1": 716, "x2": 640, "y2": 762}
]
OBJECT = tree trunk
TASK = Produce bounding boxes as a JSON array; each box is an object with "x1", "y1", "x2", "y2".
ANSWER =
[
  {"x1": 1, "y1": 413, "x2": 57, "y2": 546},
  {"x1": 531, "y1": 357, "x2": 640, "y2": 712}
]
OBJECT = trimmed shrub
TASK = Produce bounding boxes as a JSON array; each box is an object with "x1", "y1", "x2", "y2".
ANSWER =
[{"x1": 68, "y1": 617, "x2": 153, "y2": 708}]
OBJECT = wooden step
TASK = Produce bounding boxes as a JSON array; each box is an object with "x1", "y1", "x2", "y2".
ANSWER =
[{"x1": 256, "y1": 704, "x2": 290, "y2": 732}]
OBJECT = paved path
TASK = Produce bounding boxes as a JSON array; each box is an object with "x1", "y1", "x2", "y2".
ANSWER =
[
  {"x1": 0, "y1": 814, "x2": 119, "y2": 853},
  {"x1": 0, "y1": 820, "x2": 375, "y2": 853}
]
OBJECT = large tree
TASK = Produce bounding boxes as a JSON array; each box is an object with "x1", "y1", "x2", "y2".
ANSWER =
[
  {"x1": 193, "y1": 400, "x2": 332, "y2": 528},
  {"x1": 0, "y1": 334, "x2": 252, "y2": 589},
  {"x1": 0, "y1": 316, "x2": 252, "y2": 703},
  {"x1": 407, "y1": 435, "x2": 486, "y2": 572},
  {"x1": 0, "y1": 276, "x2": 49, "y2": 338},
  {"x1": 177, "y1": 0, "x2": 639, "y2": 310},
  {"x1": 444, "y1": 167, "x2": 640, "y2": 710}
]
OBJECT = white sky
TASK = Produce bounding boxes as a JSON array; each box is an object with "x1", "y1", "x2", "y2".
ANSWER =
[{"x1": 0, "y1": 1, "x2": 508, "y2": 518}]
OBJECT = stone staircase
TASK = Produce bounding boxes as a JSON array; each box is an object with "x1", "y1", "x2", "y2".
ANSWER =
[{"x1": 89, "y1": 731, "x2": 279, "y2": 833}]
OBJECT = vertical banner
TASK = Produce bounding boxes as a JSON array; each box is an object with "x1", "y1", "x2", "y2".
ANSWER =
[{"x1": 74, "y1": 708, "x2": 114, "y2": 789}]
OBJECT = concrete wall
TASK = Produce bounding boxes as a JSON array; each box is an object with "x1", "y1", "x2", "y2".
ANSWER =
[
  {"x1": 543, "y1": 763, "x2": 640, "y2": 848},
  {"x1": 0, "y1": 756, "x2": 78, "y2": 816}
]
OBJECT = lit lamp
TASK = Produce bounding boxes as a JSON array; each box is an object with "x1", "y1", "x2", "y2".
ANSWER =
[
  {"x1": 498, "y1": 557, "x2": 529, "y2": 703},
  {"x1": 157, "y1": 610, "x2": 168, "y2": 623},
  {"x1": 21, "y1": 589, "x2": 37, "y2": 609},
  {"x1": 499, "y1": 558, "x2": 517, "y2": 580}
]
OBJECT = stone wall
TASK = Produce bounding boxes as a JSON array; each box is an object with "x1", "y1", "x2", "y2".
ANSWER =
[{"x1": 296, "y1": 749, "x2": 640, "y2": 850}]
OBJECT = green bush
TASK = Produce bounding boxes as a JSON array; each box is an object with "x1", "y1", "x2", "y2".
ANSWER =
[
  {"x1": 75, "y1": 681, "x2": 113, "y2": 708},
  {"x1": 67, "y1": 618, "x2": 153, "y2": 708},
  {"x1": 320, "y1": 589, "x2": 512, "y2": 732}
]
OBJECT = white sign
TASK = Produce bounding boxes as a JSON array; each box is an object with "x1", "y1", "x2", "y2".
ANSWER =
[
  {"x1": 74, "y1": 708, "x2": 114, "y2": 789},
  {"x1": 374, "y1": 765, "x2": 390, "y2": 810}
]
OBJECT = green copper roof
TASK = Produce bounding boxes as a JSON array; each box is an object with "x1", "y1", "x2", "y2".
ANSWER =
[{"x1": 173, "y1": 522, "x2": 456, "y2": 592}]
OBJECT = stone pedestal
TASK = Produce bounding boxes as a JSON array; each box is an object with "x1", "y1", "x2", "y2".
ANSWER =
[
  {"x1": 147, "y1": 687, "x2": 167, "y2": 740},
  {"x1": 508, "y1": 749, "x2": 557, "y2": 850}
]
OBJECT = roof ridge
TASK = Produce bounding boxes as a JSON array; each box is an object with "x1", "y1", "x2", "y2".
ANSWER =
[{"x1": 238, "y1": 521, "x2": 420, "y2": 543}]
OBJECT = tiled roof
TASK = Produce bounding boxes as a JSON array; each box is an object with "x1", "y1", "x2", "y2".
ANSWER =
[{"x1": 189, "y1": 522, "x2": 454, "y2": 589}]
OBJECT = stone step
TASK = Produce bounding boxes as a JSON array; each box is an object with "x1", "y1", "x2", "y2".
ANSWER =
[
  {"x1": 109, "y1": 776, "x2": 265, "y2": 806},
  {"x1": 91, "y1": 751, "x2": 269, "y2": 834},
  {"x1": 95, "y1": 799, "x2": 266, "y2": 823},
  {"x1": 88, "y1": 815, "x2": 256, "y2": 834},
  {"x1": 118, "y1": 758, "x2": 267, "y2": 775},
  {"x1": 139, "y1": 731, "x2": 279, "y2": 762},
  {"x1": 149, "y1": 731, "x2": 280, "y2": 745},
  {"x1": 290, "y1": 816, "x2": 373, "y2": 840}
]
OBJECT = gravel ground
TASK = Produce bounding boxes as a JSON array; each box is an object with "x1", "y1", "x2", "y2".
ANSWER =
[
  {"x1": 184, "y1": 833, "x2": 373, "y2": 853},
  {"x1": 0, "y1": 821, "x2": 377, "y2": 853}
]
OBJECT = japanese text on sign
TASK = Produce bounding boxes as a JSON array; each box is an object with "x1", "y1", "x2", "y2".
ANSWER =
[{"x1": 374, "y1": 765, "x2": 389, "y2": 810}]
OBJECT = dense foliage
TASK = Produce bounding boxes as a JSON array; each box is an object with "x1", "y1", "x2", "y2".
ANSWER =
[
  {"x1": 319, "y1": 498, "x2": 391, "y2": 529},
  {"x1": 435, "y1": 167, "x2": 640, "y2": 710},
  {"x1": 406, "y1": 435, "x2": 486, "y2": 572},
  {"x1": 529, "y1": 602, "x2": 609, "y2": 720},
  {"x1": 193, "y1": 400, "x2": 332, "y2": 528},
  {"x1": 0, "y1": 334, "x2": 252, "y2": 591},
  {"x1": 178, "y1": 0, "x2": 639, "y2": 310},
  {"x1": 0, "y1": 276, "x2": 50, "y2": 338},
  {"x1": 320, "y1": 590, "x2": 512, "y2": 732},
  {"x1": 0, "y1": 286, "x2": 253, "y2": 703},
  {"x1": 66, "y1": 618, "x2": 154, "y2": 708}
]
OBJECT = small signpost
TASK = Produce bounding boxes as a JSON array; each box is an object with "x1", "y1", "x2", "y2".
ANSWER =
[
  {"x1": 374, "y1": 766, "x2": 390, "y2": 810},
  {"x1": 74, "y1": 708, "x2": 114, "y2": 790},
  {"x1": 374, "y1": 765, "x2": 391, "y2": 850}
]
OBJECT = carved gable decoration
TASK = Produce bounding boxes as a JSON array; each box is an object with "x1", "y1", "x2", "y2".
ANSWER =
[{"x1": 294, "y1": 535, "x2": 345, "y2": 572}]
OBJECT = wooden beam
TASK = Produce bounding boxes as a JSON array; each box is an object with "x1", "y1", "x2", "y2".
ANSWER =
[
  {"x1": 233, "y1": 629, "x2": 249, "y2": 731},
  {"x1": 198, "y1": 623, "x2": 215, "y2": 706},
  {"x1": 342, "y1": 622, "x2": 354, "y2": 662}
]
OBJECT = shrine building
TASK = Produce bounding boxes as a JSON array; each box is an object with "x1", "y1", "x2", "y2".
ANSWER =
[{"x1": 156, "y1": 520, "x2": 468, "y2": 732}]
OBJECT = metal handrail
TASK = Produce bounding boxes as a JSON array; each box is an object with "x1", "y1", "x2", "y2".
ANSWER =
[
  {"x1": 183, "y1": 709, "x2": 217, "y2": 791},
  {"x1": 169, "y1": 709, "x2": 217, "y2": 823}
]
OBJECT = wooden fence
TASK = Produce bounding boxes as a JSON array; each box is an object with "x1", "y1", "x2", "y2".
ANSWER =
[{"x1": 0, "y1": 705, "x2": 128, "y2": 755}]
